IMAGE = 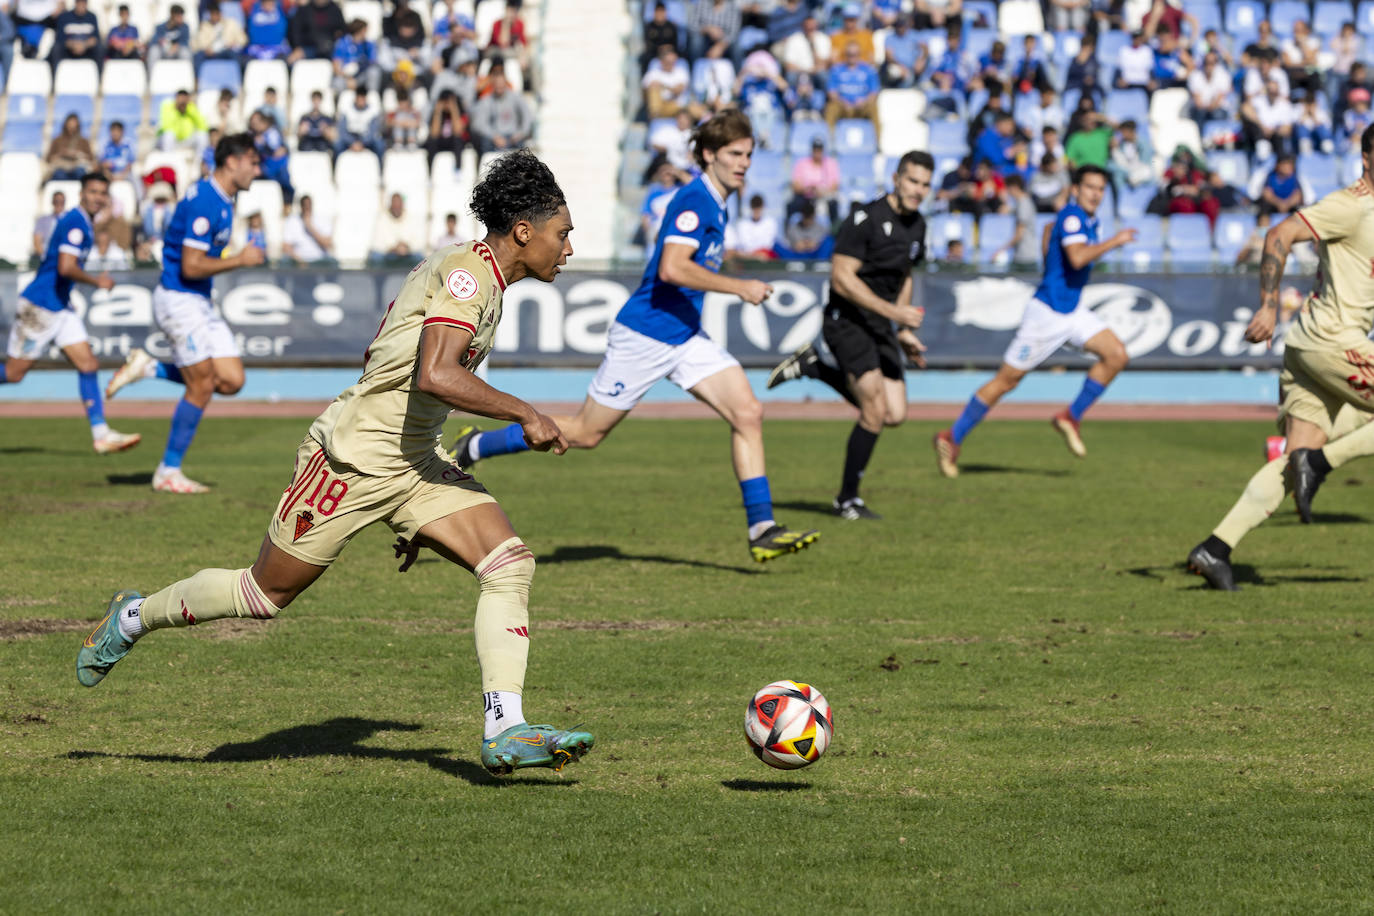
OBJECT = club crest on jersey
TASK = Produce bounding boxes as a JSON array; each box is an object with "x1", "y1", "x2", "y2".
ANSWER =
[
  {"x1": 882, "y1": 220, "x2": 892, "y2": 236},
  {"x1": 446, "y1": 268, "x2": 479, "y2": 300},
  {"x1": 192, "y1": 216, "x2": 211, "y2": 236},
  {"x1": 293, "y1": 510, "x2": 315, "y2": 541},
  {"x1": 675, "y1": 210, "x2": 700, "y2": 232},
  {"x1": 853, "y1": 210, "x2": 867, "y2": 225},
  {"x1": 67, "y1": 227, "x2": 83, "y2": 245},
  {"x1": 1064, "y1": 214, "x2": 1082, "y2": 233}
]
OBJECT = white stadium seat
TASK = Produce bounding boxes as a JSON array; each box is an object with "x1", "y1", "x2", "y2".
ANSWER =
[
  {"x1": 343, "y1": 0, "x2": 383, "y2": 40},
  {"x1": 1149, "y1": 87, "x2": 1191, "y2": 129},
  {"x1": 998, "y1": 0, "x2": 1045, "y2": 35},
  {"x1": 53, "y1": 59, "x2": 99, "y2": 97},
  {"x1": 6, "y1": 57, "x2": 53, "y2": 96},
  {"x1": 382, "y1": 149, "x2": 430, "y2": 201},
  {"x1": 474, "y1": 0, "x2": 503, "y2": 48},
  {"x1": 243, "y1": 59, "x2": 291, "y2": 120},
  {"x1": 100, "y1": 59, "x2": 148, "y2": 98},
  {"x1": 0, "y1": 153, "x2": 42, "y2": 263},
  {"x1": 150, "y1": 58, "x2": 195, "y2": 95},
  {"x1": 289, "y1": 58, "x2": 336, "y2": 123},
  {"x1": 877, "y1": 89, "x2": 929, "y2": 156},
  {"x1": 335, "y1": 150, "x2": 381, "y2": 191},
  {"x1": 234, "y1": 180, "x2": 285, "y2": 260},
  {"x1": 141, "y1": 149, "x2": 195, "y2": 195}
]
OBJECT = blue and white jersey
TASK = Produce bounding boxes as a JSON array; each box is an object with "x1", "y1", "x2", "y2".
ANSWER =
[
  {"x1": 161, "y1": 177, "x2": 235, "y2": 298},
  {"x1": 1033, "y1": 200, "x2": 1099, "y2": 315},
  {"x1": 615, "y1": 173, "x2": 727, "y2": 344},
  {"x1": 20, "y1": 207, "x2": 94, "y2": 312}
]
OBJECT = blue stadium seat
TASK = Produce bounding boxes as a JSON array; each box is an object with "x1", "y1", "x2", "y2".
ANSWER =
[
  {"x1": 1096, "y1": 30, "x2": 1129, "y2": 67},
  {"x1": 1308, "y1": 176, "x2": 1342, "y2": 199},
  {"x1": 53, "y1": 95, "x2": 94, "y2": 133},
  {"x1": 645, "y1": 117, "x2": 675, "y2": 148},
  {"x1": 833, "y1": 119, "x2": 877, "y2": 155},
  {"x1": 1060, "y1": 87, "x2": 1082, "y2": 117},
  {"x1": 1343, "y1": 148, "x2": 1363, "y2": 182},
  {"x1": 1166, "y1": 214, "x2": 1213, "y2": 259},
  {"x1": 149, "y1": 93, "x2": 174, "y2": 125},
  {"x1": 837, "y1": 153, "x2": 875, "y2": 189},
  {"x1": 1114, "y1": 183, "x2": 1156, "y2": 219},
  {"x1": 642, "y1": 0, "x2": 687, "y2": 26},
  {"x1": 1105, "y1": 89, "x2": 1149, "y2": 125},
  {"x1": 100, "y1": 94, "x2": 144, "y2": 129},
  {"x1": 927, "y1": 118, "x2": 968, "y2": 156},
  {"x1": 963, "y1": 0, "x2": 998, "y2": 28},
  {"x1": 1105, "y1": 215, "x2": 1165, "y2": 268},
  {"x1": 1034, "y1": 213, "x2": 1055, "y2": 248},
  {"x1": 748, "y1": 150, "x2": 786, "y2": 191},
  {"x1": 197, "y1": 59, "x2": 241, "y2": 92},
  {"x1": 1358, "y1": 0, "x2": 1374, "y2": 31},
  {"x1": 1314, "y1": 0, "x2": 1355, "y2": 35},
  {"x1": 1225, "y1": 0, "x2": 1267, "y2": 35},
  {"x1": 1269, "y1": 0, "x2": 1312, "y2": 36},
  {"x1": 219, "y1": 1, "x2": 245, "y2": 25},
  {"x1": 1214, "y1": 211, "x2": 1257, "y2": 260},
  {"x1": 976, "y1": 213, "x2": 1016, "y2": 263},
  {"x1": 928, "y1": 212, "x2": 975, "y2": 259},
  {"x1": 1208, "y1": 150, "x2": 1250, "y2": 188},
  {"x1": 2, "y1": 121, "x2": 43, "y2": 154},
  {"x1": 788, "y1": 120, "x2": 830, "y2": 156},
  {"x1": 1298, "y1": 152, "x2": 1339, "y2": 188},
  {"x1": 965, "y1": 29, "x2": 996, "y2": 62},
  {"x1": 1191, "y1": 1, "x2": 1223, "y2": 34},
  {"x1": 6, "y1": 93, "x2": 45, "y2": 125}
]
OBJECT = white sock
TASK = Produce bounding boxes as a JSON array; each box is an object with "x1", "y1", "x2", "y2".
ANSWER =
[
  {"x1": 466, "y1": 436, "x2": 482, "y2": 463},
  {"x1": 748, "y1": 519, "x2": 775, "y2": 541},
  {"x1": 90, "y1": 422, "x2": 110, "y2": 440},
  {"x1": 117, "y1": 598, "x2": 146, "y2": 641},
  {"x1": 483, "y1": 690, "x2": 525, "y2": 739},
  {"x1": 155, "y1": 462, "x2": 176, "y2": 477}
]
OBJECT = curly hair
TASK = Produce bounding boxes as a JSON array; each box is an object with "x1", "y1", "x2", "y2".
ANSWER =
[{"x1": 469, "y1": 148, "x2": 567, "y2": 235}]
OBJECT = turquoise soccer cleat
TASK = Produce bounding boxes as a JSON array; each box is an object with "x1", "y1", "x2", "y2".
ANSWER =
[
  {"x1": 480, "y1": 723, "x2": 595, "y2": 776},
  {"x1": 76, "y1": 590, "x2": 143, "y2": 687}
]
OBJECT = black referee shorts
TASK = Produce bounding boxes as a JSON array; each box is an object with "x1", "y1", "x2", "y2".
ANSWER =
[{"x1": 822, "y1": 310, "x2": 905, "y2": 381}]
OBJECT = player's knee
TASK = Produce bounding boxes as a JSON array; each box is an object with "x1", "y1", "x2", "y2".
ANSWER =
[
  {"x1": 235, "y1": 569, "x2": 285, "y2": 619},
  {"x1": 214, "y1": 376, "x2": 244, "y2": 396},
  {"x1": 732, "y1": 396, "x2": 764, "y2": 432},
  {"x1": 476, "y1": 539, "x2": 535, "y2": 594},
  {"x1": 1105, "y1": 346, "x2": 1129, "y2": 372},
  {"x1": 72, "y1": 354, "x2": 100, "y2": 374},
  {"x1": 4, "y1": 363, "x2": 27, "y2": 382}
]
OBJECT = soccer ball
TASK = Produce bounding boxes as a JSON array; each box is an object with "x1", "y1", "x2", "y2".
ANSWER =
[{"x1": 744, "y1": 680, "x2": 833, "y2": 770}]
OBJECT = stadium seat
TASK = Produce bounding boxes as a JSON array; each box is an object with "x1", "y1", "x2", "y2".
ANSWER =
[
  {"x1": 1106, "y1": 89, "x2": 1149, "y2": 125},
  {"x1": 1314, "y1": 0, "x2": 1354, "y2": 35},
  {"x1": 142, "y1": 149, "x2": 194, "y2": 194},
  {"x1": 290, "y1": 151, "x2": 337, "y2": 218},
  {"x1": 1207, "y1": 150, "x2": 1250, "y2": 188},
  {"x1": 1298, "y1": 152, "x2": 1340, "y2": 188},
  {"x1": 235, "y1": 180, "x2": 284, "y2": 259},
  {"x1": 877, "y1": 89, "x2": 927, "y2": 155},
  {"x1": 343, "y1": 0, "x2": 384, "y2": 39},
  {"x1": 1149, "y1": 88, "x2": 1190, "y2": 128},
  {"x1": 1114, "y1": 183, "x2": 1155, "y2": 219},
  {"x1": 1106, "y1": 215, "x2": 1165, "y2": 268},
  {"x1": 964, "y1": 29, "x2": 996, "y2": 63},
  {"x1": 474, "y1": 0, "x2": 503, "y2": 49},
  {"x1": 833, "y1": 119, "x2": 877, "y2": 155},
  {"x1": 41, "y1": 179, "x2": 81, "y2": 213},
  {"x1": 383, "y1": 149, "x2": 430, "y2": 202},
  {"x1": 1, "y1": 122, "x2": 44, "y2": 155},
  {"x1": 1356, "y1": 0, "x2": 1374, "y2": 31},
  {"x1": 5, "y1": 92, "x2": 46, "y2": 127},
  {"x1": 787, "y1": 120, "x2": 830, "y2": 156},
  {"x1": 99, "y1": 59, "x2": 147, "y2": 99},
  {"x1": 109, "y1": 180, "x2": 139, "y2": 224},
  {"x1": 1152, "y1": 120, "x2": 1204, "y2": 167},
  {"x1": 197, "y1": 59, "x2": 241, "y2": 93},
  {"x1": 101, "y1": 95, "x2": 144, "y2": 132},
  {"x1": 289, "y1": 58, "x2": 336, "y2": 122},
  {"x1": 220, "y1": 1, "x2": 246, "y2": 26},
  {"x1": 335, "y1": 150, "x2": 382, "y2": 193},
  {"x1": 997, "y1": 0, "x2": 1043, "y2": 35},
  {"x1": 1096, "y1": 30, "x2": 1129, "y2": 68},
  {"x1": 927, "y1": 212, "x2": 975, "y2": 259},
  {"x1": 975, "y1": 213, "x2": 1016, "y2": 265},
  {"x1": 964, "y1": 0, "x2": 997, "y2": 28},
  {"x1": 1201, "y1": 118, "x2": 1242, "y2": 150},
  {"x1": 1269, "y1": 0, "x2": 1311, "y2": 36},
  {"x1": 52, "y1": 95, "x2": 94, "y2": 134},
  {"x1": 1342, "y1": 148, "x2": 1364, "y2": 183},
  {"x1": 243, "y1": 59, "x2": 290, "y2": 119},
  {"x1": 927, "y1": 118, "x2": 968, "y2": 157},
  {"x1": 1214, "y1": 211, "x2": 1257, "y2": 261},
  {"x1": 1225, "y1": 0, "x2": 1266, "y2": 32},
  {"x1": 1191, "y1": 1, "x2": 1224, "y2": 34},
  {"x1": 5, "y1": 56, "x2": 51, "y2": 97},
  {"x1": 430, "y1": 150, "x2": 459, "y2": 185},
  {"x1": 1165, "y1": 214, "x2": 1213, "y2": 259},
  {"x1": 53, "y1": 58, "x2": 97, "y2": 99},
  {"x1": 837, "y1": 153, "x2": 876, "y2": 190},
  {"x1": 150, "y1": 58, "x2": 195, "y2": 95},
  {"x1": 748, "y1": 149, "x2": 787, "y2": 190}
]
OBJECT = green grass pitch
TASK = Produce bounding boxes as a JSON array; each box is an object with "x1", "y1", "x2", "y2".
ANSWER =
[{"x1": 3, "y1": 414, "x2": 1373, "y2": 913}]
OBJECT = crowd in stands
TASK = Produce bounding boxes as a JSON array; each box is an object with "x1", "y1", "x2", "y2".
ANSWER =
[
  {"x1": 632, "y1": 0, "x2": 1374, "y2": 266},
  {"x1": 0, "y1": 0, "x2": 535, "y2": 265}
]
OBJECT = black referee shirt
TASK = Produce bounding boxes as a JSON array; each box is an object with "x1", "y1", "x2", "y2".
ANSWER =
[{"x1": 827, "y1": 194, "x2": 927, "y2": 335}]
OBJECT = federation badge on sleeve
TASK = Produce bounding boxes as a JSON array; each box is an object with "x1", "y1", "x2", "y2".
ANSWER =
[
  {"x1": 1064, "y1": 215, "x2": 1082, "y2": 233},
  {"x1": 192, "y1": 216, "x2": 211, "y2": 236},
  {"x1": 66, "y1": 227, "x2": 83, "y2": 245},
  {"x1": 674, "y1": 210, "x2": 700, "y2": 232},
  {"x1": 446, "y1": 268, "x2": 479, "y2": 300}
]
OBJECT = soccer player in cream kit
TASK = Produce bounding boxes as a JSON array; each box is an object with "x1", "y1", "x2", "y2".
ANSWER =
[
  {"x1": 454, "y1": 109, "x2": 819, "y2": 563},
  {"x1": 78, "y1": 150, "x2": 593, "y2": 776},
  {"x1": 104, "y1": 132, "x2": 266, "y2": 494}
]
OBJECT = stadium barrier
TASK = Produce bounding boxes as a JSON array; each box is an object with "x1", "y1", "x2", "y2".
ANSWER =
[{"x1": 0, "y1": 267, "x2": 1298, "y2": 370}]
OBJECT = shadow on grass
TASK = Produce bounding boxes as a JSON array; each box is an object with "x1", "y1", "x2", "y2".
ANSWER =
[
  {"x1": 721, "y1": 779, "x2": 811, "y2": 792},
  {"x1": 0, "y1": 446, "x2": 47, "y2": 455},
  {"x1": 66, "y1": 716, "x2": 576, "y2": 787},
  {"x1": 958, "y1": 463, "x2": 1072, "y2": 477},
  {"x1": 537, "y1": 544, "x2": 760, "y2": 575},
  {"x1": 106, "y1": 472, "x2": 155, "y2": 486},
  {"x1": 1272, "y1": 512, "x2": 1368, "y2": 525},
  {"x1": 1128, "y1": 563, "x2": 1364, "y2": 588},
  {"x1": 771, "y1": 499, "x2": 838, "y2": 517}
]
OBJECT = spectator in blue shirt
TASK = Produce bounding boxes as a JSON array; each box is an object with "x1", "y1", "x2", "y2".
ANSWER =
[
  {"x1": 766, "y1": 0, "x2": 807, "y2": 46},
  {"x1": 249, "y1": 110, "x2": 294, "y2": 204},
  {"x1": 973, "y1": 112, "x2": 1019, "y2": 174},
  {"x1": 99, "y1": 120, "x2": 135, "y2": 181},
  {"x1": 0, "y1": 6, "x2": 13, "y2": 84},
  {"x1": 976, "y1": 39, "x2": 1012, "y2": 94},
  {"x1": 929, "y1": 31, "x2": 972, "y2": 93},
  {"x1": 332, "y1": 18, "x2": 382, "y2": 93},
  {"x1": 1065, "y1": 34, "x2": 1103, "y2": 103},
  {"x1": 1259, "y1": 155, "x2": 1303, "y2": 216},
  {"x1": 1014, "y1": 35, "x2": 1050, "y2": 94},
  {"x1": 148, "y1": 4, "x2": 191, "y2": 65},
  {"x1": 788, "y1": 70, "x2": 826, "y2": 120},
  {"x1": 247, "y1": 0, "x2": 291, "y2": 61},
  {"x1": 881, "y1": 15, "x2": 925, "y2": 88},
  {"x1": 825, "y1": 40, "x2": 880, "y2": 132},
  {"x1": 52, "y1": 0, "x2": 100, "y2": 66},
  {"x1": 1151, "y1": 31, "x2": 1191, "y2": 90},
  {"x1": 105, "y1": 5, "x2": 141, "y2": 60}
]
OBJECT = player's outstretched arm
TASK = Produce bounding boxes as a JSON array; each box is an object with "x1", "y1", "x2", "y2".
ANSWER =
[
  {"x1": 659, "y1": 242, "x2": 771, "y2": 304},
  {"x1": 1064, "y1": 228, "x2": 1137, "y2": 270},
  {"x1": 415, "y1": 325, "x2": 567, "y2": 453},
  {"x1": 1246, "y1": 214, "x2": 1316, "y2": 343},
  {"x1": 57, "y1": 252, "x2": 113, "y2": 291},
  {"x1": 180, "y1": 244, "x2": 265, "y2": 279},
  {"x1": 831, "y1": 253, "x2": 924, "y2": 326}
]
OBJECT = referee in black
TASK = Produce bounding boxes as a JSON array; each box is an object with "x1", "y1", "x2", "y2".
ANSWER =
[{"x1": 767, "y1": 150, "x2": 934, "y2": 519}]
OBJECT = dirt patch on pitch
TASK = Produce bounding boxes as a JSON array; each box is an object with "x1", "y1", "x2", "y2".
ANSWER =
[
  {"x1": 0, "y1": 617, "x2": 89, "y2": 639},
  {"x1": 184, "y1": 618, "x2": 274, "y2": 641}
]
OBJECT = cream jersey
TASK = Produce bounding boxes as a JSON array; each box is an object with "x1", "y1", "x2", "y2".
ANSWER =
[
  {"x1": 1287, "y1": 180, "x2": 1374, "y2": 351},
  {"x1": 309, "y1": 240, "x2": 508, "y2": 475}
]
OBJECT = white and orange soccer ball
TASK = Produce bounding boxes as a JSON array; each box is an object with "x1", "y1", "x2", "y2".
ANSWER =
[{"x1": 744, "y1": 680, "x2": 834, "y2": 770}]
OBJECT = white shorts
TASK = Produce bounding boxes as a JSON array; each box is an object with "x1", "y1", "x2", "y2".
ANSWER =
[
  {"x1": 1002, "y1": 298, "x2": 1108, "y2": 371},
  {"x1": 6, "y1": 298, "x2": 88, "y2": 360},
  {"x1": 152, "y1": 285, "x2": 239, "y2": 367},
  {"x1": 588, "y1": 322, "x2": 740, "y2": 411}
]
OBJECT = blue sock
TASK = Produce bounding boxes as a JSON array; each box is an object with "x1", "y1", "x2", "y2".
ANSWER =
[
  {"x1": 0, "y1": 362, "x2": 11, "y2": 384},
  {"x1": 161, "y1": 398, "x2": 204, "y2": 468},
  {"x1": 1069, "y1": 378, "x2": 1107, "y2": 422},
  {"x1": 474, "y1": 424, "x2": 531, "y2": 459},
  {"x1": 155, "y1": 362, "x2": 184, "y2": 384},
  {"x1": 739, "y1": 476, "x2": 774, "y2": 529},
  {"x1": 950, "y1": 395, "x2": 989, "y2": 445},
  {"x1": 78, "y1": 371, "x2": 105, "y2": 429}
]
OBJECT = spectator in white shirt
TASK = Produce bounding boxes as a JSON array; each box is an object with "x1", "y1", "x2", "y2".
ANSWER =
[
  {"x1": 1244, "y1": 50, "x2": 1289, "y2": 102},
  {"x1": 648, "y1": 108, "x2": 695, "y2": 178},
  {"x1": 1281, "y1": 19, "x2": 1322, "y2": 95},
  {"x1": 86, "y1": 227, "x2": 130, "y2": 271},
  {"x1": 724, "y1": 194, "x2": 779, "y2": 259},
  {"x1": 777, "y1": 14, "x2": 830, "y2": 81},
  {"x1": 1188, "y1": 50, "x2": 1233, "y2": 123},
  {"x1": 643, "y1": 43, "x2": 691, "y2": 119},
  {"x1": 1243, "y1": 77, "x2": 1296, "y2": 159},
  {"x1": 1115, "y1": 31, "x2": 1154, "y2": 91},
  {"x1": 282, "y1": 195, "x2": 334, "y2": 263},
  {"x1": 369, "y1": 192, "x2": 423, "y2": 262},
  {"x1": 433, "y1": 212, "x2": 463, "y2": 249}
]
